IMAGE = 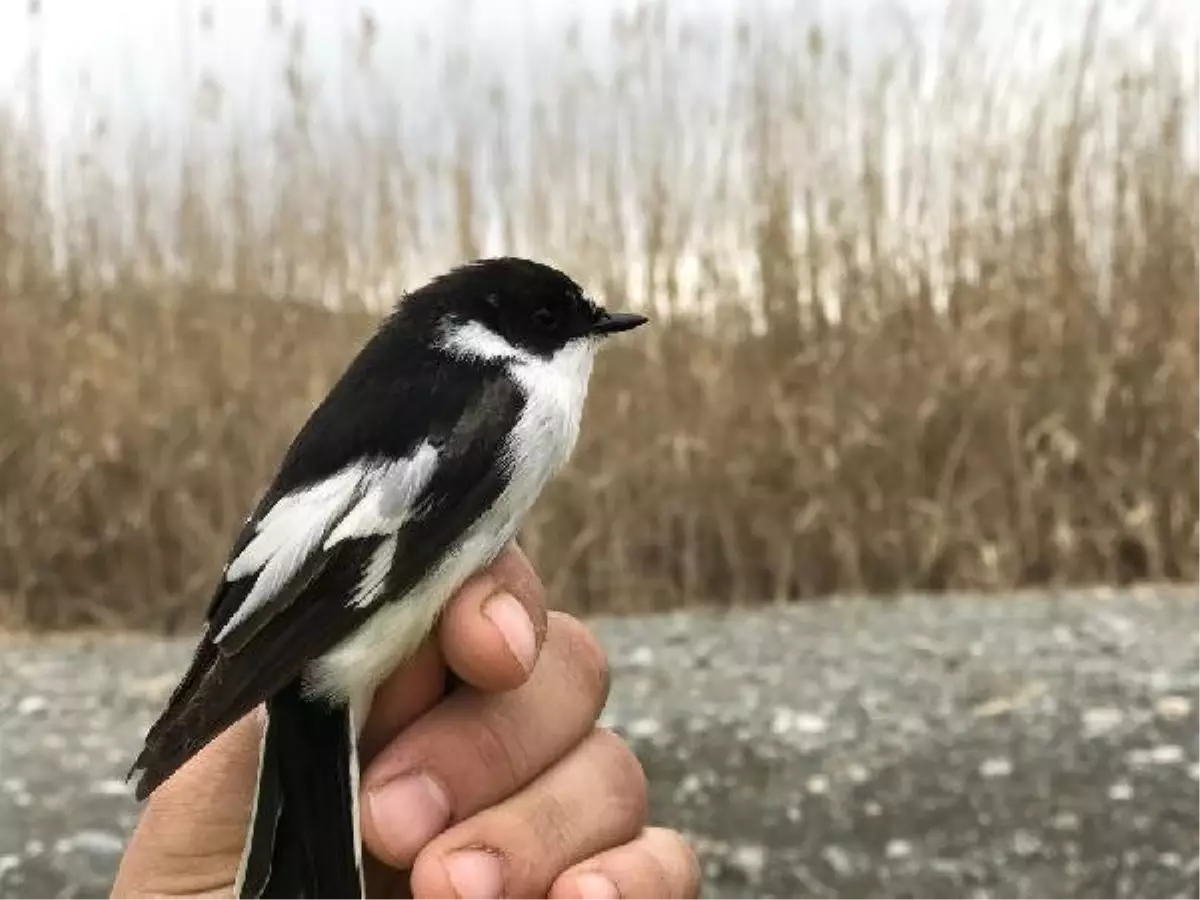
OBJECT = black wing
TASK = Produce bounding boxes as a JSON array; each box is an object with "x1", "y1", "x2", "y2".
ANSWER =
[{"x1": 131, "y1": 360, "x2": 524, "y2": 800}]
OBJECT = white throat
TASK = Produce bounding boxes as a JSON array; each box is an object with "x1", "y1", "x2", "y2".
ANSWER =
[
  {"x1": 440, "y1": 317, "x2": 597, "y2": 522},
  {"x1": 439, "y1": 319, "x2": 598, "y2": 410}
]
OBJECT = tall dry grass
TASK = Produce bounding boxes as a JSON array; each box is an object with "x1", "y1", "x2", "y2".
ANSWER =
[{"x1": 0, "y1": 1, "x2": 1196, "y2": 630}]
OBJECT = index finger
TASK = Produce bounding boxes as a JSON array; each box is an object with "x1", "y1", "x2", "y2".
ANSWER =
[
  {"x1": 438, "y1": 542, "x2": 548, "y2": 691},
  {"x1": 359, "y1": 543, "x2": 547, "y2": 760}
]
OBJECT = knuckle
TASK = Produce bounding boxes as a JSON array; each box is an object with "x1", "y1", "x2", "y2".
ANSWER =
[
  {"x1": 646, "y1": 828, "x2": 701, "y2": 898},
  {"x1": 552, "y1": 613, "x2": 610, "y2": 712},
  {"x1": 462, "y1": 795, "x2": 573, "y2": 896},
  {"x1": 591, "y1": 728, "x2": 648, "y2": 823},
  {"x1": 529, "y1": 790, "x2": 578, "y2": 858},
  {"x1": 465, "y1": 706, "x2": 529, "y2": 798}
]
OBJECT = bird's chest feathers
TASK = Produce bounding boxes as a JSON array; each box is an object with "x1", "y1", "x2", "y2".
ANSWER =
[{"x1": 505, "y1": 340, "x2": 593, "y2": 490}]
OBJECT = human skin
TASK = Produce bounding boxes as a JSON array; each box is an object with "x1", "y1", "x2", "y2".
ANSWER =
[{"x1": 112, "y1": 544, "x2": 701, "y2": 900}]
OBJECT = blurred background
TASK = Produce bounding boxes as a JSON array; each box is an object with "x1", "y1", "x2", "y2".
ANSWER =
[
  {"x1": 0, "y1": 0, "x2": 1196, "y2": 897},
  {"x1": 1, "y1": 0, "x2": 1196, "y2": 627}
]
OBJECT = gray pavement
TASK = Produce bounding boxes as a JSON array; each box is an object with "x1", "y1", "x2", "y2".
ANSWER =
[{"x1": 1, "y1": 586, "x2": 1197, "y2": 898}]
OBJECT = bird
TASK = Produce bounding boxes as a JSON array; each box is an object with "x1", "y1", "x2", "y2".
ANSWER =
[{"x1": 127, "y1": 256, "x2": 648, "y2": 898}]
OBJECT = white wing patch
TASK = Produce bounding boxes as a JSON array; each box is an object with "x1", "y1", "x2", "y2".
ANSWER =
[
  {"x1": 225, "y1": 467, "x2": 365, "y2": 582},
  {"x1": 350, "y1": 533, "x2": 398, "y2": 609},
  {"x1": 214, "y1": 443, "x2": 440, "y2": 645},
  {"x1": 217, "y1": 466, "x2": 367, "y2": 642},
  {"x1": 324, "y1": 442, "x2": 438, "y2": 549}
]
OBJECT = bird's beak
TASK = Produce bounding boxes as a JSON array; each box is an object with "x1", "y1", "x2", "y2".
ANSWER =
[{"x1": 590, "y1": 310, "x2": 648, "y2": 336}]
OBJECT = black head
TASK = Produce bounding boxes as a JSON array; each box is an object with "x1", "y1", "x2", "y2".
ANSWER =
[{"x1": 403, "y1": 257, "x2": 647, "y2": 358}]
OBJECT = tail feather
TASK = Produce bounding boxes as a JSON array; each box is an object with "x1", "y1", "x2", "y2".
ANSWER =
[
  {"x1": 235, "y1": 680, "x2": 364, "y2": 899},
  {"x1": 235, "y1": 715, "x2": 283, "y2": 897}
]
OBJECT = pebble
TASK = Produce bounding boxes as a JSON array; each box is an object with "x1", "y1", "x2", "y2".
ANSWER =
[
  {"x1": 626, "y1": 717, "x2": 661, "y2": 739},
  {"x1": 729, "y1": 843, "x2": 766, "y2": 882},
  {"x1": 771, "y1": 708, "x2": 828, "y2": 737},
  {"x1": 805, "y1": 774, "x2": 830, "y2": 795},
  {"x1": 1108, "y1": 781, "x2": 1135, "y2": 801},
  {"x1": 979, "y1": 756, "x2": 1013, "y2": 778},
  {"x1": 1155, "y1": 695, "x2": 1192, "y2": 720},
  {"x1": 821, "y1": 844, "x2": 855, "y2": 876},
  {"x1": 91, "y1": 779, "x2": 130, "y2": 797},
  {"x1": 627, "y1": 645, "x2": 655, "y2": 667},
  {"x1": 15, "y1": 697, "x2": 46, "y2": 716},
  {"x1": 1127, "y1": 744, "x2": 1186, "y2": 767},
  {"x1": 1, "y1": 587, "x2": 1196, "y2": 900},
  {"x1": 1082, "y1": 707, "x2": 1124, "y2": 736},
  {"x1": 63, "y1": 831, "x2": 125, "y2": 857}
]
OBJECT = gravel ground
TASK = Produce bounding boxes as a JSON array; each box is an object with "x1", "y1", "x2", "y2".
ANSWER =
[{"x1": 1, "y1": 586, "x2": 1197, "y2": 899}]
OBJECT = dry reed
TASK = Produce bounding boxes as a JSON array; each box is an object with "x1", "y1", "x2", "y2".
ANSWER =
[{"x1": 0, "y1": 1, "x2": 1196, "y2": 630}]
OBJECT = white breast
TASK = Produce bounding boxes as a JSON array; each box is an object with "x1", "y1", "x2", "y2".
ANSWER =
[
  {"x1": 503, "y1": 336, "x2": 595, "y2": 513},
  {"x1": 307, "y1": 333, "x2": 597, "y2": 707}
]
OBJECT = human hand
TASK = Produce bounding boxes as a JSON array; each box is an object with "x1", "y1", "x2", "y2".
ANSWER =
[{"x1": 112, "y1": 543, "x2": 700, "y2": 899}]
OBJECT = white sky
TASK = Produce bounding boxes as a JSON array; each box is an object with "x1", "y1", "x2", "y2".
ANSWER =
[
  {"x1": 4, "y1": 0, "x2": 1189, "y2": 153},
  {"x1": 0, "y1": 0, "x2": 1193, "y2": 305},
  {"x1": 0, "y1": 1, "x2": 777, "y2": 179}
]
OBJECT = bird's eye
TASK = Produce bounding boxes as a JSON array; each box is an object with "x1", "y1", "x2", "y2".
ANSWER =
[{"x1": 533, "y1": 306, "x2": 559, "y2": 331}]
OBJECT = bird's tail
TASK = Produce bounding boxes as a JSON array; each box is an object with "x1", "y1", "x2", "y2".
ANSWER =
[{"x1": 235, "y1": 679, "x2": 364, "y2": 899}]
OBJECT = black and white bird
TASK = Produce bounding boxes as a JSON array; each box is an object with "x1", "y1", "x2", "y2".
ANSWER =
[{"x1": 128, "y1": 257, "x2": 647, "y2": 898}]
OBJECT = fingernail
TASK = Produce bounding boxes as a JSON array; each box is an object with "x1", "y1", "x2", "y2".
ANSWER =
[
  {"x1": 366, "y1": 773, "x2": 450, "y2": 863},
  {"x1": 445, "y1": 848, "x2": 504, "y2": 899},
  {"x1": 483, "y1": 591, "x2": 537, "y2": 673},
  {"x1": 574, "y1": 872, "x2": 620, "y2": 899}
]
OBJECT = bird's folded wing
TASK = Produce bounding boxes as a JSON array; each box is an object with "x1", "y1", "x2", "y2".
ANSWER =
[
  {"x1": 210, "y1": 442, "x2": 438, "y2": 653},
  {"x1": 132, "y1": 373, "x2": 525, "y2": 798},
  {"x1": 207, "y1": 372, "x2": 525, "y2": 653}
]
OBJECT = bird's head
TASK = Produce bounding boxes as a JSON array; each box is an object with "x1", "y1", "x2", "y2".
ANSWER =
[{"x1": 406, "y1": 257, "x2": 648, "y2": 362}]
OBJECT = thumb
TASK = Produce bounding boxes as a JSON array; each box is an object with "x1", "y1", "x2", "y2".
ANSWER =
[{"x1": 112, "y1": 711, "x2": 262, "y2": 898}]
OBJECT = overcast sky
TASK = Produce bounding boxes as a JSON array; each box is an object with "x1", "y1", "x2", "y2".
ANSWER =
[
  {"x1": 2, "y1": 0, "x2": 1190, "y2": 155},
  {"x1": 0, "y1": 1, "x2": 880, "y2": 146},
  {"x1": 0, "y1": 0, "x2": 1192, "y2": 301}
]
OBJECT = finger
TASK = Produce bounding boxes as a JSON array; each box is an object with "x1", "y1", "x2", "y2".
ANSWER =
[
  {"x1": 358, "y1": 640, "x2": 446, "y2": 763},
  {"x1": 549, "y1": 828, "x2": 703, "y2": 900},
  {"x1": 361, "y1": 613, "x2": 609, "y2": 869},
  {"x1": 111, "y1": 710, "x2": 264, "y2": 898},
  {"x1": 360, "y1": 543, "x2": 546, "y2": 760},
  {"x1": 438, "y1": 542, "x2": 548, "y2": 692},
  {"x1": 409, "y1": 728, "x2": 647, "y2": 900}
]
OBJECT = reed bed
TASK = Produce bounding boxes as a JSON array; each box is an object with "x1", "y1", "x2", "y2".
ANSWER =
[{"x1": 0, "y1": 1, "x2": 1195, "y2": 629}]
